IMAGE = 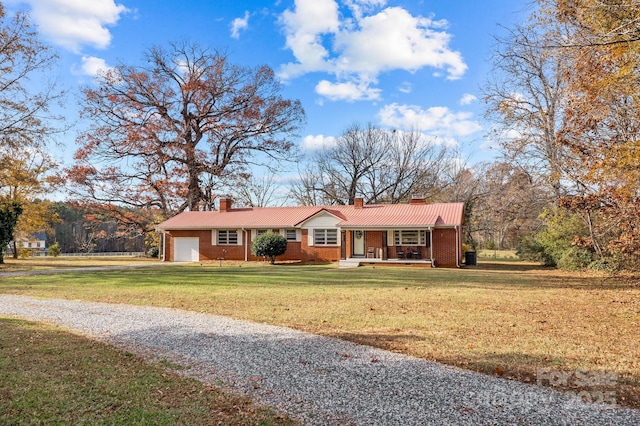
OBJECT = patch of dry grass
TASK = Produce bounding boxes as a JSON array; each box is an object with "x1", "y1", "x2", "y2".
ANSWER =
[
  {"x1": 0, "y1": 256, "x2": 157, "y2": 272},
  {"x1": 0, "y1": 318, "x2": 296, "y2": 425},
  {"x1": 1, "y1": 261, "x2": 639, "y2": 408}
]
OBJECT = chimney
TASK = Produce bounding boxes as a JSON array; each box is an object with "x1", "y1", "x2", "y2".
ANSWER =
[
  {"x1": 410, "y1": 197, "x2": 426, "y2": 205},
  {"x1": 219, "y1": 197, "x2": 233, "y2": 212},
  {"x1": 354, "y1": 197, "x2": 364, "y2": 209}
]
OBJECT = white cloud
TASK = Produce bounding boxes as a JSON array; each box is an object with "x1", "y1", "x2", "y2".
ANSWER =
[
  {"x1": 344, "y1": 0, "x2": 387, "y2": 20},
  {"x1": 333, "y1": 7, "x2": 466, "y2": 77},
  {"x1": 377, "y1": 103, "x2": 482, "y2": 145},
  {"x1": 230, "y1": 11, "x2": 250, "y2": 39},
  {"x1": 460, "y1": 93, "x2": 478, "y2": 105},
  {"x1": 279, "y1": 0, "x2": 340, "y2": 76},
  {"x1": 398, "y1": 82, "x2": 412, "y2": 94},
  {"x1": 278, "y1": 0, "x2": 466, "y2": 101},
  {"x1": 74, "y1": 55, "x2": 112, "y2": 77},
  {"x1": 18, "y1": 0, "x2": 129, "y2": 53},
  {"x1": 300, "y1": 134, "x2": 337, "y2": 150},
  {"x1": 315, "y1": 79, "x2": 381, "y2": 101}
]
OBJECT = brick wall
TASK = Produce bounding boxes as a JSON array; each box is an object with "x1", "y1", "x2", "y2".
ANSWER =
[
  {"x1": 431, "y1": 228, "x2": 460, "y2": 268},
  {"x1": 164, "y1": 227, "x2": 460, "y2": 266},
  {"x1": 300, "y1": 229, "x2": 341, "y2": 262},
  {"x1": 164, "y1": 229, "x2": 334, "y2": 262}
]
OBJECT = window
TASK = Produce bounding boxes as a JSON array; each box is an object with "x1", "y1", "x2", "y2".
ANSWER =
[
  {"x1": 218, "y1": 230, "x2": 238, "y2": 245},
  {"x1": 285, "y1": 229, "x2": 298, "y2": 242},
  {"x1": 256, "y1": 229, "x2": 268, "y2": 237},
  {"x1": 314, "y1": 229, "x2": 338, "y2": 245},
  {"x1": 393, "y1": 230, "x2": 427, "y2": 246}
]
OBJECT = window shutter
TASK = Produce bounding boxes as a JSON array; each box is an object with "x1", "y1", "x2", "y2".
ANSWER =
[
  {"x1": 296, "y1": 229, "x2": 301, "y2": 242},
  {"x1": 251, "y1": 229, "x2": 257, "y2": 240},
  {"x1": 237, "y1": 230, "x2": 243, "y2": 246},
  {"x1": 308, "y1": 230, "x2": 314, "y2": 246},
  {"x1": 387, "y1": 230, "x2": 394, "y2": 246},
  {"x1": 211, "y1": 230, "x2": 217, "y2": 246}
]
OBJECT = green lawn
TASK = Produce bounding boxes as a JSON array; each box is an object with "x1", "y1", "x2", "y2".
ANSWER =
[{"x1": 1, "y1": 261, "x2": 639, "y2": 408}]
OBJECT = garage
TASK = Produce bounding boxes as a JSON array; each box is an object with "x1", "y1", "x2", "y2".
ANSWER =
[{"x1": 173, "y1": 237, "x2": 200, "y2": 262}]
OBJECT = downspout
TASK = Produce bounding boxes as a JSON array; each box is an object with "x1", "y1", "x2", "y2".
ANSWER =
[
  {"x1": 243, "y1": 228, "x2": 248, "y2": 262},
  {"x1": 161, "y1": 231, "x2": 165, "y2": 262},
  {"x1": 429, "y1": 226, "x2": 435, "y2": 267},
  {"x1": 455, "y1": 225, "x2": 461, "y2": 268}
]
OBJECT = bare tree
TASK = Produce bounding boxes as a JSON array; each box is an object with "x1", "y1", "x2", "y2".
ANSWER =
[
  {"x1": 289, "y1": 164, "x2": 333, "y2": 206},
  {"x1": 0, "y1": 4, "x2": 64, "y2": 149},
  {"x1": 368, "y1": 130, "x2": 448, "y2": 203},
  {"x1": 228, "y1": 172, "x2": 286, "y2": 207},
  {"x1": 484, "y1": 21, "x2": 573, "y2": 199},
  {"x1": 473, "y1": 162, "x2": 547, "y2": 249},
  {"x1": 291, "y1": 123, "x2": 449, "y2": 205},
  {"x1": 314, "y1": 123, "x2": 388, "y2": 205}
]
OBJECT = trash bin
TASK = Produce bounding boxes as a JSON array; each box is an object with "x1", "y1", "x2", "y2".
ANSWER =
[{"x1": 464, "y1": 251, "x2": 477, "y2": 267}]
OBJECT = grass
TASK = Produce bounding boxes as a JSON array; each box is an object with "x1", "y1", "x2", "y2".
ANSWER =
[
  {"x1": 0, "y1": 317, "x2": 296, "y2": 425},
  {"x1": 1, "y1": 259, "x2": 639, "y2": 409},
  {"x1": 476, "y1": 249, "x2": 519, "y2": 261}
]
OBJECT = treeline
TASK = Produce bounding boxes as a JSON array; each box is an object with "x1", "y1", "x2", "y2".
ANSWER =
[
  {"x1": 49, "y1": 203, "x2": 146, "y2": 254},
  {"x1": 480, "y1": 0, "x2": 640, "y2": 271},
  {"x1": 2, "y1": 1, "x2": 640, "y2": 271}
]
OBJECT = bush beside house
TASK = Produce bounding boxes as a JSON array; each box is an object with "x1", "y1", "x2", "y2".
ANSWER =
[{"x1": 251, "y1": 232, "x2": 287, "y2": 264}]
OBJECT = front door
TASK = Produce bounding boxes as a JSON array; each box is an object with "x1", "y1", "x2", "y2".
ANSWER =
[{"x1": 353, "y1": 230, "x2": 365, "y2": 257}]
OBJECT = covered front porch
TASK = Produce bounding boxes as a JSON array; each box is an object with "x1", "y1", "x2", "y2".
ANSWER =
[
  {"x1": 338, "y1": 257, "x2": 432, "y2": 268},
  {"x1": 340, "y1": 228, "x2": 433, "y2": 267}
]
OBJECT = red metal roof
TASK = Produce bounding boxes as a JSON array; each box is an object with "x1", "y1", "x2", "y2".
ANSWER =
[
  {"x1": 329, "y1": 203, "x2": 464, "y2": 227},
  {"x1": 156, "y1": 202, "x2": 464, "y2": 230}
]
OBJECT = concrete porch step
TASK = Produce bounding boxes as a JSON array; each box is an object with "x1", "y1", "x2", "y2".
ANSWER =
[{"x1": 338, "y1": 260, "x2": 361, "y2": 268}]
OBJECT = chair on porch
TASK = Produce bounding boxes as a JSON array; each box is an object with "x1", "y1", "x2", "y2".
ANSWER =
[
  {"x1": 367, "y1": 247, "x2": 375, "y2": 258},
  {"x1": 411, "y1": 248, "x2": 421, "y2": 259},
  {"x1": 396, "y1": 248, "x2": 404, "y2": 259}
]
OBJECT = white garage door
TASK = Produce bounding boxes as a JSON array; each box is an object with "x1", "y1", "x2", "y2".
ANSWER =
[{"x1": 173, "y1": 237, "x2": 199, "y2": 262}]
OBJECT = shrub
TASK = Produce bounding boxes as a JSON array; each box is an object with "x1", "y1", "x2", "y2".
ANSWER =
[
  {"x1": 148, "y1": 246, "x2": 159, "y2": 258},
  {"x1": 518, "y1": 207, "x2": 594, "y2": 270},
  {"x1": 19, "y1": 248, "x2": 31, "y2": 259},
  {"x1": 517, "y1": 236, "x2": 555, "y2": 266},
  {"x1": 251, "y1": 232, "x2": 287, "y2": 264},
  {"x1": 588, "y1": 258, "x2": 616, "y2": 273},
  {"x1": 557, "y1": 246, "x2": 592, "y2": 271},
  {"x1": 47, "y1": 243, "x2": 60, "y2": 257}
]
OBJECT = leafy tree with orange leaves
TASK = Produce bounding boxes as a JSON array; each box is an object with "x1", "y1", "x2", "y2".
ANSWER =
[
  {"x1": 486, "y1": 0, "x2": 640, "y2": 269},
  {"x1": 0, "y1": 146, "x2": 58, "y2": 258},
  {"x1": 67, "y1": 41, "x2": 305, "y2": 217},
  {"x1": 549, "y1": 0, "x2": 640, "y2": 266}
]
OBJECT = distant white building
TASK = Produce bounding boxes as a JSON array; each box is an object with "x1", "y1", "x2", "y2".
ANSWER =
[{"x1": 7, "y1": 232, "x2": 47, "y2": 255}]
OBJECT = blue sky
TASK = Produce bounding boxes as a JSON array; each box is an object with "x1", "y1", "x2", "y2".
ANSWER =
[{"x1": 6, "y1": 0, "x2": 530, "y2": 168}]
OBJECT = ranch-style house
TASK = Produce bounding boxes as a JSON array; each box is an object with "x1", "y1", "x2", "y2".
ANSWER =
[{"x1": 156, "y1": 197, "x2": 465, "y2": 267}]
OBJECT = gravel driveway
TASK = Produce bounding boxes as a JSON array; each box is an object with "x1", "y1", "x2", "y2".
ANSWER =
[{"x1": 0, "y1": 294, "x2": 638, "y2": 425}]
